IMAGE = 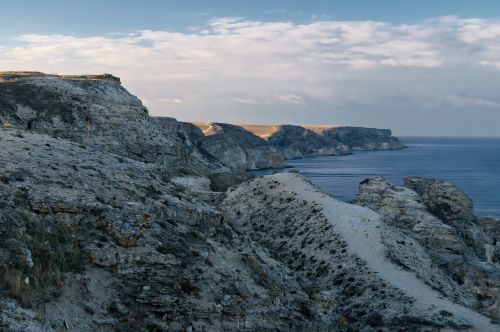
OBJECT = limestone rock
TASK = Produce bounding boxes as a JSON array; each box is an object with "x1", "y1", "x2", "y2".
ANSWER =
[
  {"x1": 260, "y1": 125, "x2": 350, "y2": 159},
  {"x1": 354, "y1": 176, "x2": 500, "y2": 320},
  {"x1": 0, "y1": 72, "x2": 224, "y2": 177},
  {"x1": 404, "y1": 177, "x2": 476, "y2": 226},
  {"x1": 0, "y1": 128, "x2": 315, "y2": 331},
  {"x1": 316, "y1": 126, "x2": 406, "y2": 151},
  {"x1": 222, "y1": 173, "x2": 497, "y2": 330},
  {"x1": 194, "y1": 122, "x2": 286, "y2": 171}
]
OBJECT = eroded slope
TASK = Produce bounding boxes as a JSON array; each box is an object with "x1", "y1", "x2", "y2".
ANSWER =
[{"x1": 222, "y1": 173, "x2": 497, "y2": 331}]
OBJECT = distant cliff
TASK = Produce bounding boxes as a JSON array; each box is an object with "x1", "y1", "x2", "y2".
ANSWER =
[
  {"x1": 192, "y1": 122, "x2": 286, "y2": 171},
  {"x1": 243, "y1": 124, "x2": 350, "y2": 159},
  {"x1": 197, "y1": 123, "x2": 405, "y2": 162},
  {"x1": 310, "y1": 126, "x2": 406, "y2": 151}
]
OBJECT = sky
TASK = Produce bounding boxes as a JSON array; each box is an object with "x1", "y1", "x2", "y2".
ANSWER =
[{"x1": 1, "y1": 1, "x2": 500, "y2": 136}]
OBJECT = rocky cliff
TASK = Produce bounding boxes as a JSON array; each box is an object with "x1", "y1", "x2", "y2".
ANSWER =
[
  {"x1": 0, "y1": 72, "x2": 404, "y2": 174},
  {"x1": 0, "y1": 72, "x2": 497, "y2": 331},
  {"x1": 240, "y1": 124, "x2": 405, "y2": 159},
  {"x1": 192, "y1": 122, "x2": 286, "y2": 171},
  {"x1": 0, "y1": 72, "x2": 225, "y2": 178},
  {"x1": 223, "y1": 173, "x2": 498, "y2": 330},
  {"x1": 192, "y1": 123, "x2": 405, "y2": 168},
  {"x1": 310, "y1": 126, "x2": 406, "y2": 151},
  {"x1": 241, "y1": 124, "x2": 350, "y2": 159},
  {"x1": 354, "y1": 176, "x2": 500, "y2": 321}
]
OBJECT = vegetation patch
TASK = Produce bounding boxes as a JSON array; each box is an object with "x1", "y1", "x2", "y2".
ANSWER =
[{"x1": 0, "y1": 205, "x2": 83, "y2": 307}]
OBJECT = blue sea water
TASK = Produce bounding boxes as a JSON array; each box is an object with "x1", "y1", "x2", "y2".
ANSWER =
[{"x1": 253, "y1": 137, "x2": 500, "y2": 216}]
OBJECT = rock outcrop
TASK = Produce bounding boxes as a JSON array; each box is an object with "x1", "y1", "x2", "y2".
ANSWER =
[
  {"x1": 240, "y1": 124, "x2": 405, "y2": 159},
  {"x1": 0, "y1": 72, "x2": 224, "y2": 177},
  {"x1": 222, "y1": 173, "x2": 498, "y2": 331},
  {"x1": 0, "y1": 127, "x2": 316, "y2": 331},
  {"x1": 244, "y1": 125, "x2": 350, "y2": 159},
  {"x1": 354, "y1": 176, "x2": 500, "y2": 320},
  {"x1": 2, "y1": 71, "x2": 496, "y2": 331},
  {"x1": 404, "y1": 177, "x2": 477, "y2": 227},
  {"x1": 309, "y1": 126, "x2": 406, "y2": 151},
  {"x1": 193, "y1": 122, "x2": 286, "y2": 171}
]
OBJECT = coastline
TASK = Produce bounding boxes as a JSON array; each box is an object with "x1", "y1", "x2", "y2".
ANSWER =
[
  {"x1": 1, "y1": 72, "x2": 499, "y2": 331},
  {"x1": 254, "y1": 138, "x2": 500, "y2": 217}
]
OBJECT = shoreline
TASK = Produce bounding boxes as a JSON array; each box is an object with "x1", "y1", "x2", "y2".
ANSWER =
[{"x1": 252, "y1": 139, "x2": 500, "y2": 217}]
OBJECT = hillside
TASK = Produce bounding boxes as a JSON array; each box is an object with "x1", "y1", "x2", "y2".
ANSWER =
[{"x1": 0, "y1": 72, "x2": 497, "y2": 331}]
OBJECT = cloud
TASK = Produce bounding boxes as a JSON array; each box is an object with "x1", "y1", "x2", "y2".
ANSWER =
[
  {"x1": 230, "y1": 97, "x2": 259, "y2": 105},
  {"x1": 1, "y1": 16, "x2": 500, "y2": 135},
  {"x1": 158, "y1": 98, "x2": 183, "y2": 104},
  {"x1": 277, "y1": 94, "x2": 304, "y2": 104}
]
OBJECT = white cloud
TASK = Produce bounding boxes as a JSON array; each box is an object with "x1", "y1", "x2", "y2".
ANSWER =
[
  {"x1": 277, "y1": 94, "x2": 304, "y2": 104},
  {"x1": 158, "y1": 98, "x2": 183, "y2": 104},
  {"x1": 1, "y1": 16, "x2": 500, "y2": 134},
  {"x1": 230, "y1": 97, "x2": 259, "y2": 105}
]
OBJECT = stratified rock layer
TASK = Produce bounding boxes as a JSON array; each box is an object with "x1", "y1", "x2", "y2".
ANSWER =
[
  {"x1": 314, "y1": 126, "x2": 405, "y2": 151},
  {"x1": 0, "y1": 129, "x2": 315, "y2": 331},
  {"x1": 354, "y1": 176, "x2": 500, "y2": 320},
  {"x1": 1, "y1": 71, "x2": 495, "y2": 332},
  {"x1": 0, "y1": 72, "x2": 223, "y2": 177},
  {"x1": 223, "y1": 173, "x2": 497, "y2": 331},
  {"x1": 264, "y1": 125, "x2": 350, "y2": 159},
  {"x1": 194, "y1": 122, "x2": 286, "y2": 171},
  {"x1": 239, "y1": 124, "x2": 405, "y2": 159}
]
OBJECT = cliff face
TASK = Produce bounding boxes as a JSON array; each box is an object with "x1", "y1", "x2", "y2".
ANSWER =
[
  {"x1": 5, "y1": 71, "x2": 492, "y2": 331},
  {"x1": 0, "y1": 72, "x2": 404, "y2": 174},
  {"x1": 222, "y1": 173, "x2": 498, "y2": 330},
  {"x1": 241, "y1": 124, "x2": 405, "y2": 159},
  {"x1": 192, "y1": 122, "x2": 286, "y2": 171},
  {"x1": 316, "y1": 126, "x2": 406, "y2": 151},
  {"x1": 0, "y1": 72, "x2": 224, "y2": 177},
  {"x1": 354, "y1": 176, "x2": 500, "y2": 320},
  {"x1": 255, "y1": 125, "x2": 350, "y2": 159}
]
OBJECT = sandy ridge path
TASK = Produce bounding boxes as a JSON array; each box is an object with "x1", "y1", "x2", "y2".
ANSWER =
[{"x1": 270, "y1": 173, "x2": 496, "y2": 331}]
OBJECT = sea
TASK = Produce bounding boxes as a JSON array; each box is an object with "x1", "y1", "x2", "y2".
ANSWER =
[{"x1": 252, "y1": 137, "x2": 500, "y2": 216}]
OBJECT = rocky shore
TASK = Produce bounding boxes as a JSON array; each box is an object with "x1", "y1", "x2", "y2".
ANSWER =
[
  {"x1": 193, "y1": 123, "x2": 405, "y2": 168},
  {"x1": 0, "y1": 72, "x2": 498, "y2": 331}
]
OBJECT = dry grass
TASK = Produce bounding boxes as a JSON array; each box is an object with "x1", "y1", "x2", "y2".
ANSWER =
[
  {"x1": 0, "y1": 211, "x2": 83, "y2": 307},
  {"x1": 302, "y1": 125, "x2": 340, "y2": 134},
  {"x1": 246, "y1": 255, "x2": 281, "y2": 301},
  {"x1": 237, "y1": 125, "x2": 282, "y2": 139},
  {"x1": 191, "y1": 122, "x2": 211, "y2": 132}
]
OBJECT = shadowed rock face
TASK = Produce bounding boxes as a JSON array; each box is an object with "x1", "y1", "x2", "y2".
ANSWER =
[
  {"x1": 404, "y1": 177, "x2": 477, "y2": 226},
  {"x1": 240, "y1": 124, "x2": 405, "y2": 159},
  {"x1": 354, "y1": 176, "x2": 500, "y2": 320},
  {"x1": 264, "y1": 125, "x2": 351, "y2": 159},
  {"x1": 193, "y1": 122, "x2": 286, "y2": 171},
  {"x1": 318, "y1": 126, "x2": 406, "y2": 151}
]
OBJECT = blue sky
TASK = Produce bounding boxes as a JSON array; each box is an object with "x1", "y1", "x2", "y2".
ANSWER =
[
  {"x1": 2, "y1": 0, "x2": 500, "y2": 37},
  {"x1": 1, "y1": 1, "x2": 500, "y2": 136}
]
